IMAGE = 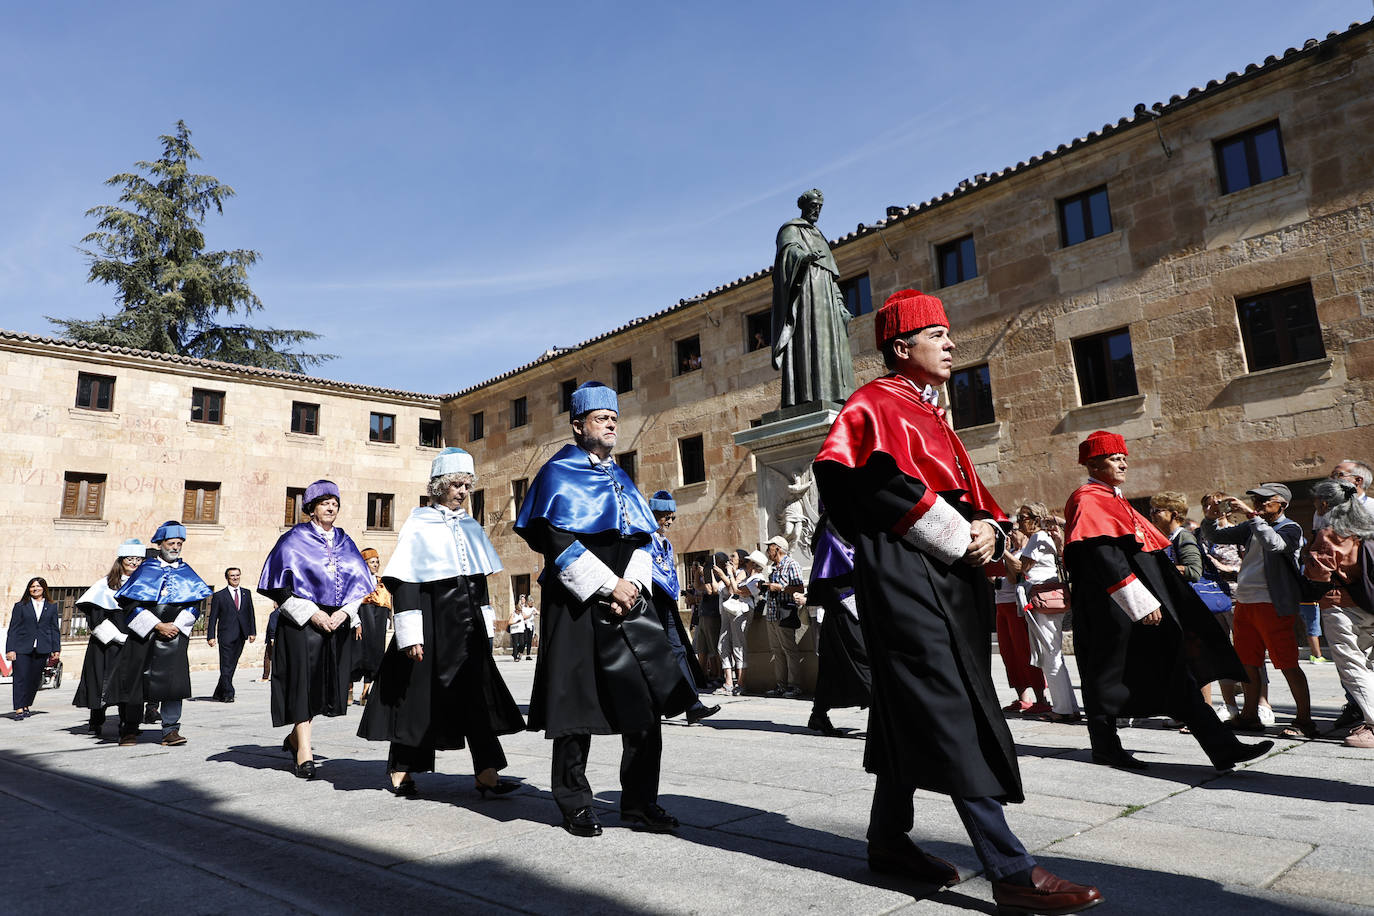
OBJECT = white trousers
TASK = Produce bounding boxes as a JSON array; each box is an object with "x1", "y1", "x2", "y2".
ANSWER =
[
  {"x1": 1321, "y1": 605, "x2": 1374, "y2": 726},
  {"x1": 1025, "y1": 610, "x2": 1079, "y2": 715}
]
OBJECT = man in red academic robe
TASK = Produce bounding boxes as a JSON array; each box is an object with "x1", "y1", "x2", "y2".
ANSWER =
[
  {"x1": 814, "y1": 289, "x2": 1101, "y2": 915},
  {"x1": 1064, "y1": 431, "x2": 1273, "y2": 771}
]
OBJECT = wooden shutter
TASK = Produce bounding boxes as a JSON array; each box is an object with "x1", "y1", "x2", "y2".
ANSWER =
[
  {"x1": 183, "y1": 486, "x2": 199, "y2": 521},
  {"x1": 84, "y1": 479, "x2": 103, "y2": 518},
  {"x1": 62, "y1": 477, "x2": 81, "y2": 517},
  {"x1": 202, "y1": 485, "x2": 219, "y2": 523}
]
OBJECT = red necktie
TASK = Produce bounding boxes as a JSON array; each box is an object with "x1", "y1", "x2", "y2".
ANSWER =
[{"x1": 233, "y1": 589, "x2": 240, "y2": 609}]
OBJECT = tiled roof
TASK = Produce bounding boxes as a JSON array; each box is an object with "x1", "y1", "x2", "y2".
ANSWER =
[
  {"x1": 0, "y1": 327, "x2": 442, "y2": 402},
  {"x1": 443, "y1": 16, "x2": 1374, "y2": 402}
]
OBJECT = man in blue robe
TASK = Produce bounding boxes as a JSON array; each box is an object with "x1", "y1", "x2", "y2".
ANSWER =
[
  {"x1": 110, "y1": 521, "x2": 213, "y2": 747},
  {"x1": 648, "y1": 489, "x2": 718, "y2": 725},
  {"x1": 515, "y1": 383, "x2": 696, "y2": 837}
]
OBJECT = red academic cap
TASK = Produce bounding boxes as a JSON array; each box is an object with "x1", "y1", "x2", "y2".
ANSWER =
[
  {"x1": 1078, "y1": 430, "x2": 1128, "y2": 465},
  {"x1": 874, "y1": 289, "x2": 949, "y2": 349}
]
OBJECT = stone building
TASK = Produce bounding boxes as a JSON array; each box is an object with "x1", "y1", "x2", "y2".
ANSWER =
[
  {"x1": 449, "y1": 19, "x2": 1374, "y2": 615},
  {"x1": 0, "y1": 329, "x2": 442, "y2": 666}
]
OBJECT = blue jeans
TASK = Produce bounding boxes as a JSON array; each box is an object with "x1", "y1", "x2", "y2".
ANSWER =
[{"x1": 161, "y1": 699, "x2": 183, "y2": 735}]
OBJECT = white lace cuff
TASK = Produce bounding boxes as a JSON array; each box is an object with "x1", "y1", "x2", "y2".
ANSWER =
[
  {"x1": 900, "y1": 495, "x2": 972, "y2": 565},
  {"x1": 281, "y1": 596, "x2": 321, "y2": 627},
  {"x1": 393, "y1": 609, "x2": 424, "y2": 648},
  {"x1": 126, "y1": 610, "x2": 158, "y2": 639},
  {"x1": 92, "y1": 619, "x2": 126, "y2": 645},
  {"x1": 1109, "y1": 575, "x2": 1161, "y2": 622},
  {"x1": 173, "y1": 610, "x2": 197, "y2": 637}
]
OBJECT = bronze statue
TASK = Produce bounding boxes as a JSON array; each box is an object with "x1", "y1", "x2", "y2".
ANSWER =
[{"x1": 771, "y1": 189, "x2": 856, "y2": 410}]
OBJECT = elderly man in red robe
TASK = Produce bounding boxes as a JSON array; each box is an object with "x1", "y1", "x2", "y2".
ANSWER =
[{"x1": 814, "y1": 289, "x2": 1101, "y2": 915}]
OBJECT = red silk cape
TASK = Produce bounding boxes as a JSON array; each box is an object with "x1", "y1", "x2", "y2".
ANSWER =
[
  {"x1": 1064, "y1": 480, "x2": 1171, "y2": 552},
  {"x1": 816, "y1": 375, "x2": 1007, "y2": 521}
]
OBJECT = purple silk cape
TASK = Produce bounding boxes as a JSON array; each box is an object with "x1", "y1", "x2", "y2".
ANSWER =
[
  {"x1": 257, "y1": 523, "x2": 374, "y2": 608},
  {"x1": 809, "y1": 526, "x2": 856, "y2": 586}
]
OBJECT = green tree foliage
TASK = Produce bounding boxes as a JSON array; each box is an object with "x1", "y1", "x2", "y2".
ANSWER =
[{"x1": 50, "y1": 121, "x2": 331, "y2": 373}]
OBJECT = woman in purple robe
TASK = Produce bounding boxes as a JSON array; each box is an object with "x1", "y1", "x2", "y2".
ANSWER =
[{"x1": 257, "y1": 480, "x2": 373, "y2": 779}]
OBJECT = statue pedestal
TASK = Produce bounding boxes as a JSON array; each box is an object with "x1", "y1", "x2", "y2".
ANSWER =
[{"x1": 731, "y1": 401, "x2": 839, "y2": 695}]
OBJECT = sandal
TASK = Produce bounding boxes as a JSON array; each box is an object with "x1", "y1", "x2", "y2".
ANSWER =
[
  {"x1": 1281, "y1": 719, "x2": 1319, "y2": 740},
  {"x1": 1226, "y1": 715, "x2": 1265, "y2": 733}
]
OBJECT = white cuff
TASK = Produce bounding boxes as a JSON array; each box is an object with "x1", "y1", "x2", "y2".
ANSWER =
[
  {"x1": 559, "y1": 549, "x2": 618, "y2": 604},
  {"x1": 840, "y1": 593, "x2": 859, "y2": 621},
  {"x1": 174, "y1": 610, "x2": 197, "y2": 637},
  {"x1": 1109, "y1": 576, "x2": 1161, "y2": 622},
  {"x1": 127, "y1": 610, "x2": 158, "y2": 639},
  {"x1": 901, "y1": 496, "x2": 972, "y2": 565},
  {"x1": 281, "y1": 596, "x2": 321, "y2": 627},
  {"x1": 624, "y1": 548, "x2": 654, "y2": 595},
  {"x1": 394, "y1": 609, "x2": 424, "y2": 648},
  {"x1": 481, "y1": 605, "x2": 496, "y2": 638},
  {"x1": 92, "y1": 619, "x2": 126, "y2": 645},
  {"x1": 340, "y1": 599, "x2": 363, "y2": 628}
]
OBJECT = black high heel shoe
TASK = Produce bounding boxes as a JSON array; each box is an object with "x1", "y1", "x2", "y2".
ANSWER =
[
  {"x1": 474, "y1": 775, "x2": 520, "y2": 798},
  {"x1": 387, "y1": 774, "x2": 418, "y2": 797},
  {"x1": 282, "y1": 734, "x2": 296, "y2": 754},
  {"x1": 294, "y1": 760, "x2": 316, "y2": 780}
]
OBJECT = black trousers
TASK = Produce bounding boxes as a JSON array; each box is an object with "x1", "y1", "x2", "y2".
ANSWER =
[
  {"x1": 552, "y1": 726, "x2": 662, "y2": 815},
  {"x1": 214, "y1": 638, "x2": 246, "y2": 699},
  {"x1": 386, "y1": 709, "x2": 508, "y2": 775},
  {"x1": 11, "y1": 650, "x2": 45, "y2": 710},
  {"x1": 1087, "y1": 682, "x2": 1243, "y2": 766},
  {"x1": 660, "y1": 610, "x2": 703, "y2": 712},
  {"x1": 868, "y1": 774, "x2": 1035, "y2": 882}
]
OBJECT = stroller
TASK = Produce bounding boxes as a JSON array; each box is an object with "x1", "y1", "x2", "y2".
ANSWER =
[{"x1": 40, "y1": 655, "x2": 63, "y2": 690}]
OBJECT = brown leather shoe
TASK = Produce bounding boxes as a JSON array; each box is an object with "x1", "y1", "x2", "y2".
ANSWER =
[
  {"x1": 119, "y1": 732, "x2": 138, "y2": 747},
  {"x1": 867, "y1": 835, "x2": 960, "y2": 886},
  {"x1": 161, "y1": 729, "x2": 187, "y2": 747},
  {"x1": 992, "y1": 866, "x2": 1102, "y2": 914}
]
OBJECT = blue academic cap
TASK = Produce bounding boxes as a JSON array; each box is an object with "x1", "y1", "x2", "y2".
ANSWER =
[
  {"x1": 152, "y1": 521, "x2": 187, "y2": 543},
  {"x1": 648, "y1": 490, "x2": 676, "y2": 513},
  {"x1": 570, "y1": 381, "x2": 617, "y2": 419}
]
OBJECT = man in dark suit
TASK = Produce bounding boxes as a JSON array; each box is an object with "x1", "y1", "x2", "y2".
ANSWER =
[{"x1": 207, "y1": 568, "x2": 256, "y2": 702}]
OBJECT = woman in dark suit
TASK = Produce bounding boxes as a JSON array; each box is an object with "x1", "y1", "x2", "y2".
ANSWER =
[{"x1": 6, "y1": 577, "x2": 62, "y2": 719}]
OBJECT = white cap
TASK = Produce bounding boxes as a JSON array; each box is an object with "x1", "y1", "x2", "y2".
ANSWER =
[{"x1": 431, "y1": 447, "x2": 475, "y2": 478}]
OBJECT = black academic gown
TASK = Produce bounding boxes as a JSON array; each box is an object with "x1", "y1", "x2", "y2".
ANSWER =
[
  {"x1": 353, "y1": 600, "x2": 390, "y2": 681},
  {"x1": 72, "y1": 596, "x2": 127, "y2": 710},
  {"x1": 816, "y1": 455, "x2": 1023, "y2": 802},
  {"x1": 810, "y1": 580, "x2": 872, "y2": 712},
  {"x1": 1066, "y1": 536, "x2": 1245, "y2": 718},
  {"x1": 267, "y1": 603, "x2": 355, "y2": 727},
  {"x1": 524, "y1": 525, "x2": 696, "y2": 738},
  {"x1": 358, "y1": 574, "x2": 524, "y2": 748},
  {"x1": 649, "y1": 585, "x2": 707, "y2": 689},
  {"x1": 106, "y1": 604, "x2": 195, "y2": 704}
]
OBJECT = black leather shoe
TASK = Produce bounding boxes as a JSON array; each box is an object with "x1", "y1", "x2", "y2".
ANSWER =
[
  {"x1": 808, "y1": 711, "x2": 840, "y2": 735},
  {"x1": 867, "y1": 835, "x2": 960, "y2": 886},
  {"x1": 561, "y1": 806, "x2": 602, "y2": 837},
  {"x1": 686, "y1": 704, "x2": 720, "y2": 725},
  {"x1": 992, "y1": 866, "x2": 1102, "y2": 914},
  {"x1": 1090, "y1": 748, "x2": 1148, "y2": 770},
  {"x1": 474, "y1": 775, "x2": 521, "y2": 798},
  {"x1": 620, "y1": 803, "x2": 679, "y2": 833},
  {"x1": 1212, "y1": 739, "x2": 1274, "y2": 771},
  {"x1": 388, "y1": 775, "x2": 418, "y2": 797},
  {"x1": 294, "y1": 760, "x2": 316, "y2": 780},
  {"x1": 1332, "y1": 702, "x2": 1362, "y2": 731}
]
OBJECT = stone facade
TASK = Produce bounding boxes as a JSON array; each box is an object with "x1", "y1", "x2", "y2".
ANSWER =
[
  {"x1": 0, "y1": 331, "x2": 442, "y2": 669},
  {"x1": 450, "y1": 22, "x2": 1374, "y2": 618}
]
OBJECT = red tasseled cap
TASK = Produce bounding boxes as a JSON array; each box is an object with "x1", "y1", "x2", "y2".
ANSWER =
[
  {"x1": 1078, "y1": 430, "x2": 1128, "y2": 465},
  {"x1": 874, "y1": 289, "x2": 949, "y2": 349}
]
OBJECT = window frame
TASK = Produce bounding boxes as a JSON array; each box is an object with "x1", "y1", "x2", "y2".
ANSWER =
[
  {"x1": 840, "y1": 273, "x2": 873, "y2": 317},
  {"x1": 366, "y1": 492, "x2": 395, "y2": 530},
  {"x1": 1057, "y1": 185, "x2": 1113, "y2": 248},
  {"x1": 290, "y1": 401, "x2": 319, "y2": 435},
  {"x1": 619, "y1": 450, "x2": 638, "y2": 486},
  {"x1": 471, "y1": 488, "x2": 485, "y2": 526},
  {"x1": 948, "y1": 363, "x2": 995, "y2": 430},
  {"x1": 284, "y1": 487, "x2": 306, "y2": 527},
  {"x1": 183, "y1": 480, "x2": 221, "y2": 524},
  {"x1": 559, "y1": 379, "x2": 578, "y2": 414},
  {"x1": 1072, "y1": 327, "x2": 1140, "y2": 405},
  {"x1": 511, "y1": 396, "x2": 528, "y2": 429},
  {"x1": 512, "y1": 477, "x2": 529, "y2": 511},
  {"x1": 190, "y1": 388, "x2": 225, "y2": 425},
  {"x1": 936, "y1": 236, "x2": 978, "y2": 288},
  {"x1": 75, "y1": 372, "x2": 115, "y2": 411},
  {"x1": 679, "y1": 434, "x2": 706, "y2": 485},
  {"x1": 470, "y1": 410, "x2": 485, "y2": 442},
  {"x1": 1215, "y1": 120, "x2": 1288, "y2": 195},
  {"x1": 614, "y1": 359, "x2": 634, "y2": 394},
  {"x1": 368, "y1": 411, "x2": 396, "y2": 444},
  {"x1": 675, "y1": 336, "x2": 702, "y2": 376},
  {"x1": 745, "y1": 309, "x2": 772, "y2": 352},
  {"x1": 61, "y1": 472, "x2": 107, "y2": 519},
  {"x1": 1235, "y1": 282, "x2": 1326, "y2": 372},
  {"x1": 418, "y1": 417, "x2": 442, "y2": 448}
]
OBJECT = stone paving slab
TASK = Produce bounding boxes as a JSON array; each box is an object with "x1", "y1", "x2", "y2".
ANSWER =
[{"x1": 2, "y1": 658, "x2": 1368, "y2": 914}]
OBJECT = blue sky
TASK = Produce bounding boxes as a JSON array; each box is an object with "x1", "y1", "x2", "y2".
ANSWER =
[{"x1": 2, "y1": 1, "x2": 1369, "y2": 395}]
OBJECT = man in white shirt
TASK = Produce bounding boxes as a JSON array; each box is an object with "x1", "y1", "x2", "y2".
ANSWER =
[{"x1": 208, "y1": 568, "x2": 256, "y2": 702}]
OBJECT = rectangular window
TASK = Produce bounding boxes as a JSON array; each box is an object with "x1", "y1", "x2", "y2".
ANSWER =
[
  {"x1": 614, "y1": 359, "x2": 634, "y2": 394},
  {"x1": 745, "y1": 310, "x2": 771, "y2": 352},
  {"x1": 620, "y1": 450, "x2": 637, "y2": 485},
  {"x1": 680, "y1": 435, "x2": 706, "y2": 485},
  {"x1": 61, "y1": 472, "x2": 106, "y2": 519},
  {"x1": 471, "y1": 489, "x2": 485, "y2": 526},
  {"x1": 290, "y1": 401, "x2": 319, "y2": 435},
  {"x1": 366, "y1": 493, "x2": 394, "y2": 530},
  {"x1": 1216, "y1": 121, "x2": 1287, "y2": 195},
  {"x1": 75, "y1": 372, "x2": 115, "y2": 411},
  {"x1": 559, "y1": 378, "x2": 577, "y2": 413},
  {"x1": 936, "y1": 236, "x2": 978, "y2": 288},
  {"x1": 190, "y1": 388, "x2": 224, "y2": 424},
  {"x1": 284, "y1": 487, "x2": 305, "y2": 527},
  {"x1": 369, "y1": 412, "x2": 395, "y2": 443},
  {"x1": 511, "y1": 396, "x2": 528, "y2": 429},
  {"x1": 470, "y1": 411, "x2": 484, "y2": 442},
  {"x1": 418, "y1": 417, "x2": 442, "y2": 448},
  {"x1": 512, "y1": 478, "x2": 529, "y2": 511},
  {"x1": 948, "y1": 364, "x2": 995, "y2": 429},
  {"x1": 682, "y1": 549, "x2": 711, "y2": 592},
  {"x1": 676, "y1": 336, "x2": 702, "y2": 375},
  {"x1": 1237, "y1": 282, "x2": 1325, "y2": 371},
  {"x1": 1072, "y1": 328, "x2": 1139, "y2": 405},
  {"x1": 840, "y1": 273, "x2": 873, "y2": 317},
  {"x1": 183, "y1": 481, "x2": 220, "y2": 524},
  {"x1": 1058, "y1": 185, "x2": 1113, "y2": 247}
]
